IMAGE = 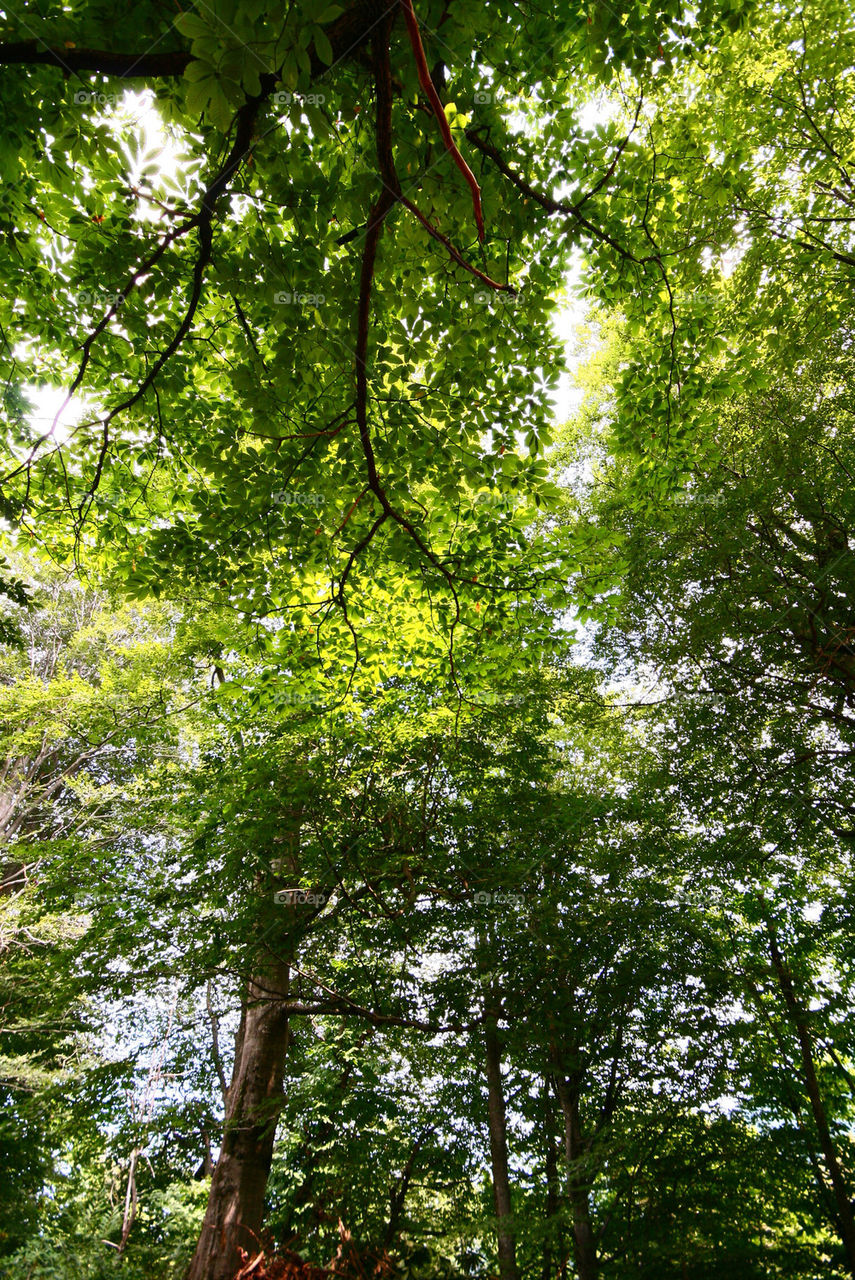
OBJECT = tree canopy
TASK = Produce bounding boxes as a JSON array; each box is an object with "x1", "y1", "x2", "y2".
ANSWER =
[{"x1": 2, "y1": 1, "x2": 855, "y2": 1278}]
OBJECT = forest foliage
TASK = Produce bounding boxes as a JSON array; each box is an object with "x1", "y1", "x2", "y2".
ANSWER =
[{"x1": 2, "y1": 0, "x2": 855, "y2": 1277}]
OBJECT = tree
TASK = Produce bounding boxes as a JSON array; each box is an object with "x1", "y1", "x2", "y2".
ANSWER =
[
  {"x1": 0, "y1": 561, "x2": 210, "y2": 1272},
  {"x1": 6, "y1": 1, "x2": 855, "y2": 1277},
  {"x1": 562, "y1": 329, "x2": 855, "y2": 1272}
]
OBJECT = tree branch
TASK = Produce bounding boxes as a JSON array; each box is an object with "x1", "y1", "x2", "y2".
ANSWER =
[
  {"x1": 0, "y1": 42, "x2": 190, "y2": 77},
  {"x1": 400, "y1": 0, "x2": 484, "y2": 240}
]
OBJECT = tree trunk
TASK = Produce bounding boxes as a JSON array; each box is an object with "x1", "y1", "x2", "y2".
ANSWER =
[
  {"x1": 185, "y1": 958, "x2": 291, "y2": 1280},
  {"x1": 118, "y1": 1146, "x2": 139, "y2": 1254},
  {"x1": 767, "y1": 924, "x2": 855, "y2": 1276},
  {"x1": 483, "y1": 980, "x2": 519, "y2": 1280},
  {"x1": 542, "y1": 1079, "x2": 564, "y2": 1280},
  {"x1": 551, "y1": 1070, "x2": 599, "y2": 1280},
  {"x1": 186, "y1": 824, "x2": 307, "y2": 1280}
]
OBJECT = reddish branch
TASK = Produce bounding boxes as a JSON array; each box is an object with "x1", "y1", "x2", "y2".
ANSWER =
[
  {"x1": 399, "y1": 196, "x2": 512, "y2": 290},
  {"x1": 5, "y1": 0, "x2": 506, "y2": 521},
  {"x1": 399, "y1": 0, "x2": 485, "y2": 241},
  {"x1": 350, "y1": 22, "x2": 464, "y2": 684}
]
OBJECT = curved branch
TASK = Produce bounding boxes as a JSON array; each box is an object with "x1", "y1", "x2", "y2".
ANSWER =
[
  {"x1": 351, "y1": 23, "x2": 463, "y2": 684},
  {"x1": 400, "y1": 0, "x2": 485, "y2": 241},
  {"x1": 465, "y1": 128, "x2": 645, "y2": 264},
  {"x1": 79, "y1": 81, "x2": 275, "y2": 525},
  {"x1": 400, "y1": 196, "x2": 512, "y2": 290}
]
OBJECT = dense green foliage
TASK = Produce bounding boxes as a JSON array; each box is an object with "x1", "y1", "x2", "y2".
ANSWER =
[{"x1": 2, "y1": 0, "x2": 855, "y2": 1277}]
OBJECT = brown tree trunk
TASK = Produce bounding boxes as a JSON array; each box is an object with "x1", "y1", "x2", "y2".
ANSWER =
[
  {"x1": 483, "y1": 979, "x2": 519, "y2": 1280},
  {"x1": 767, "y1": 924, "x2": 855, "y2": 1276},
  {"x1": 551, "y1": 1068, "x2": 599, "y2": 1280},
  {"x1": 186, "y1": 824, "x2": 307, "y2": 1280},
  {"x1": 118, "y1": 1147, "x2": 139, "y2": 1254},
  {"x1": 542, "y1": 1080, "x2": 565, "y2": 1280},
  {"x1": 185, "y1": 957, "x2": 291, "y2": 1280}
]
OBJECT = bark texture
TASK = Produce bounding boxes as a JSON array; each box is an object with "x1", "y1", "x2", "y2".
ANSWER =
[
  {"x1": 551, "y1": 1067, "x2": 600, "y2": 1280},
  {"x1": 483, "y1": 981, "x2": 519, "y2": 1280},
  {"x1": 185, "y1": 957, "x2": 291, "y2": 1280},
  {"x1": 542, "y1": 1080, "x2": 566, "y2": 1280}
]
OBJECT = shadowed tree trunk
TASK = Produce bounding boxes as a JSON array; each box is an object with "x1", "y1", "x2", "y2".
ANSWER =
[
  {"x1": 186, "y1": 829, "x2": 303, "y2": 1280},
  {"x1": 482, "y1": 976, "x2": 519, "y2": 1280},
  {"x1": 542, "y1": 1079, "x2": 565, "y2": 1280},
  {"x1": 766, "y1": 921, "x2": 855, "y2": 1277},
  {"x1": 550, "y1": 1055, "x2": 600, "y2": 1280},
  {"x1": 185, "y1": 955, "x2": 292, "y2": 1280}
]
